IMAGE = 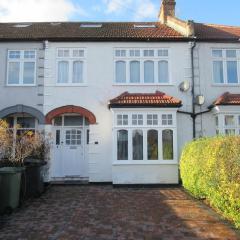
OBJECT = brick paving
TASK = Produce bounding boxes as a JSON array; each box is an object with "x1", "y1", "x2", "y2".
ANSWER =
[{"x1": 0, "y1": 185, "x2": 239, "y2": 240}]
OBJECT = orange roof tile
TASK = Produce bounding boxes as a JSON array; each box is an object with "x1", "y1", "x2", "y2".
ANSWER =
[
  {"x1": 214, "y1": 92, "x2": 240, "y2": 106},
  {"x1": 109, "y1": 91, "x2": 182, "y2": 108}
]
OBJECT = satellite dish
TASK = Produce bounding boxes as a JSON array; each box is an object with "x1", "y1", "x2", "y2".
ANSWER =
[
  {"x1": 179, "y1": 81, "x2": 190, "y2": 92},
  {"x1": 195, "y1": 95, "x2": 205, "y2": 106}
]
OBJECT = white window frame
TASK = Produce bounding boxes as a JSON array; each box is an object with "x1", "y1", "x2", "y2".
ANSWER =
[
  {"x1": 56, "y1": 48, "x2": 87, "y2": 86},
  {"x1": 112, "y1": 108, "x2": 178, "y2": 165},
  {"x1": 215, "y1": 112, "x2": 240, "y2": 135},
  {"x1": 212, "y1": 48, "x2": 240, "y2": 85},
  {"x1": 113, "y1": 48, "x2": 171, "y2": 85},
  {"x1": 7, "y1": 50, "x2": 37, "y2": 86}
]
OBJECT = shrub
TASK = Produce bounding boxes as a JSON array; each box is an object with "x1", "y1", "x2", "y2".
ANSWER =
[{"x1": 180, "y1": 136, "x2": 240, "y2": 228}]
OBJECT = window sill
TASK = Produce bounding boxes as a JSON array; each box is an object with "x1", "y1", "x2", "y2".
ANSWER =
[
  {"x1": 113, "y1": 161, "x2": 178, "y2": 166},
  {"x1": 55, "y1": 84, "x2": 88, "y2": 87},
  {"x1": 6, "y1": 84, "x2": 36, "y2": 87},
  {"x1": 113, "y1": 83, "x2": 174, "y2": 86},
  {"x1": 211, "y1": 83, "x2": 240, "y2": 87}
]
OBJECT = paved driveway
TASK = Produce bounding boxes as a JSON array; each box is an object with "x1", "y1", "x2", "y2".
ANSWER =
[{"x1": 0, "y1": 185, "x2": 239, "y2": 240}]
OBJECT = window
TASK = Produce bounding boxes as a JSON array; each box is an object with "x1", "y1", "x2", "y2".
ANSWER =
[
  {"x1": 65, "y1": 129, "x2": 81, "y2": 145},
  {"x1": 7, "y1": 50, "x2": 36, "y2": 85},
  {"x1": 117, "y1": 130, "x2": 128, "y2": 160},
  {"x1": 144, "y1": 61, "x2": 154, "y2": 83},
  {"x1": 147, "y1": 130, "x2": 158, "y2": 160},
  {"x1": 132, "y1": 130, "x2": 143, "y2": 160},
  {"x1": 114, "y1": 48, "x2": 170, "y2": 84},
  {"x1": 212, "y1": 49, "x2": 239, "y2": 84},
  {"x1": 130, "y1": 61, "x2": 140, "y2": 83},
  {"x1": 57, "y1": 48, "x2": 85, "y2": 84},
  {"x1": 215, "y1": 114, "x2": 240, "y2": 135},
  {"x1": 114, "y1": 111, "x2": 176, "y2": 162},
  {"x1": 116, "y1": 61, "x2": 126, "y2": 83}
]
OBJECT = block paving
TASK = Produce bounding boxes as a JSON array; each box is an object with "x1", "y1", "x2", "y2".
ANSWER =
[{"x1": 0, "y1": 185, "x2": 239, "y2": 240}]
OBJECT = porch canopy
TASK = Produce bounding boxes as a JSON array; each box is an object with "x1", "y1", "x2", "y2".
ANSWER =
[
  {"x1": 109, "y1": 91, "x2": 182, "y2": 108},
  {"x1": 0, "y1": 105, "x2": 45, "y2": 124},
  {"x1": 45, "y1": 105, "x2": 96, "y2": 125}
]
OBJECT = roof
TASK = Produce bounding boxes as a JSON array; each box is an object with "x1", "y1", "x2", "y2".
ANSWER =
[
  {"x1": 194, "y1": 23, "x2": 240, "y2": 41},
  {"x1": 213, "y1": 92, "x2": 240, "y2": 106},
  {"x1": 109, "y1": 91, "x2": 182, "y2": 108},
  {"x1": 0, "y1": 22, "x2": 185, "y2": 42}
]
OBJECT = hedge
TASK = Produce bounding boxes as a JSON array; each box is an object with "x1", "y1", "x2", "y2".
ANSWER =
[{"x1": 180, "y1": 136, "x2": 240, "y2": 228}]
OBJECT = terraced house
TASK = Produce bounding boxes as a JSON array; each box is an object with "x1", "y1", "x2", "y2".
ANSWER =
[{"x1": 0, "y1": 0, "x2": 240, "y2": 184}]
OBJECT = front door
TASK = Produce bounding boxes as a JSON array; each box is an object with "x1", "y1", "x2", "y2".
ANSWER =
[{"x1": 52, "y1": 115, "x2": 89, "y2": 179}]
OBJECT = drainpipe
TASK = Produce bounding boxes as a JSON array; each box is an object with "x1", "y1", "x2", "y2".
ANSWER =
[{"x1": 190, "y1": 40, "x2": 196, "y2": 138}]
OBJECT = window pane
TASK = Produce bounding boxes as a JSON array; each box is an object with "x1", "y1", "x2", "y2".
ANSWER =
[
  {"x1": 17, "y1": 117, "x2": 35, "y2": 128},
  {"x1": 73, "y1": 61, "x2": 83, "y2": 83},
  {"x1": 225, "y1": 115, "x2": 235, "y2": 126},
  {"x1": 148, "y1": 130, "x2": 158, "y2": 160},
  {"x1": 58, "y1": 61, "x2": 69, "y2": 83},
  {"x1": 8, "y1": 62, "x2": 20, "y2": 84},
  {"x1": 24, "y1": 51, "x2": 35, "y2": 59},
  {"x1": 130, "y1": 50, "x2": 140, "y2": 57},
  {"x1": 54, "y1": 116, "x2": 62, "y2": 126},
  {"x1": 144, "y1": 61, "x2": 154, "y2": 83},
  {"x1": 226, "y1": 50, "x2": 236, "y2": 58},
  {"x1": 117, "y1": 130, "x2": 128, "y2": 160},
  {"x1": 23, "y1": 62, "x2": 35, "y2": 84},
  {"x1": 144, "y1": 50, "x2": 154, "y2": 57},
  {"x1": 130, "y1": 61, "x2": 140, "y2": 83},
  {"x1": 225, "y1": 129, "x2": 235, "y2": 135},
  {"x1": 162, "y1": 129, "x2": 173, "y2": 160},
  {"x1": 132, "y1": 130, "x2": 143, "y2": 160},
  {"x1": 9, "y1": 51, "x2": 20, "y2": 59},
  {"x1": 227, "y1": 61, "x2": 238, "y2": 83},
  {"x1": 116, "y1": 61, "x2": 126, "y2": 83},
  {"x1": 64, "y1": 116, "x2": 83, "y2": 126},
  {"x1": 73, "y1": 49, "x2": 84, "y2": 57},
  {"x1": 213, "y1": 61, "x2": 224, "y2": 83},
  {"x1": 212, "y1": 50, "x2": 222, "y2": 57},
  {"x1": 158, "y1": 61, "x2": 169, "y2": 83}
]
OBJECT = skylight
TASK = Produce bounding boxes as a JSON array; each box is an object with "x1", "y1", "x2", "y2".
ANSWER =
[
  {"x1": 50, "y1": 22, "x2": 61, "y2": 26},
  {"x1": 80, "y1": 24, "x2": 102, "y2": 28},
  {"x1": 13, "y1": 24, "x2": 31, "y2": 28},
  {"x1": 134, "y1": 24, "x2": 156, "y2": 28}
]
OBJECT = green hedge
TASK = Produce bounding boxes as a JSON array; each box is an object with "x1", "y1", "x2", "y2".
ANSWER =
[{"x1": 180, "y1": 136, "x2": 240, "y2": 228}]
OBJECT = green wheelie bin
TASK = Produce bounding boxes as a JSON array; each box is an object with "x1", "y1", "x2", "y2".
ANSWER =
[{"x1": 0, "y1": 167, "x2": 25, "y2": 214}]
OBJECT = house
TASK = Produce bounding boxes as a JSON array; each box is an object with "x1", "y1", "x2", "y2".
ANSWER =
[{"x1": 0, "y1": 0, "x2": 240, "y2": 184}]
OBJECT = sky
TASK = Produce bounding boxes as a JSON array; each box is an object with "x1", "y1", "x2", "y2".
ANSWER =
[{"x1": 0, "y1": 0, "x2": 239, "y2": 26}]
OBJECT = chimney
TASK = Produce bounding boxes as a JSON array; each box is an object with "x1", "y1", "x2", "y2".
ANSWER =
[{"x1": 159, "y1": 0, "x2": 176, "y2": 23}]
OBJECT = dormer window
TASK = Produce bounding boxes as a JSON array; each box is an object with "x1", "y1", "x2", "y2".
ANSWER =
[{"x1": 80, "y1": 24, "x2": 102, "y2": 28}]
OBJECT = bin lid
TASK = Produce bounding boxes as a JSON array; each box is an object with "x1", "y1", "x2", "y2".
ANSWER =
[{"x1": 0, "y1": 167, "x2": 25, "y2": 174}]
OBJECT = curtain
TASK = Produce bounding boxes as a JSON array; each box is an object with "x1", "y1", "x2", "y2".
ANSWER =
[
  {"x1": 144, "y1": 61, "x2": 154, "y2": 83},
  {"x1": 227, "y1": 61, "x2": 238, "y2": 83},
  {"x1": 117, "y1": 130, "x2": 128, "y2": 160},
  {"x1": 130, "y1": 61, "x2": 140, "y2": 83},
  {"x1": 132, "y1": 130, "x2": 143, "y2": 160},
  {"x1": 116, "y1": 61, "x2": 126, "y2": 83},
  {"x1": 213, "y1": 61, "x2": 224, "y2": 83},
  {"x1": 158, "y1": 61, "x2": 169, "y2": 83},
  {"x1": 8, "y1": 62, "x2": 20, "y2": 84},
  {"x1": 73, "y1": 61, "x2": 83, "y2": 83},
  {"x1": 58, "y1": 61, "x2": 69, "y2": 83}
]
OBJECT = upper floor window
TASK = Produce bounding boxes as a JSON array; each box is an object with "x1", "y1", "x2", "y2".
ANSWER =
[
  {"x1": 212, "y1": 49, "x2": 240, "y2": 84},
  {"x1": 7, "y1": 50, "x2": 36, "y2": 86},
  {"x1": 57, "y1": 48, "x2": 85, "y2": 85},
  {"x1": 215, "y1": 114, "x2": 240, "y2": 135},
  {"x1": 114, "y1": 48, "x2": 170, "y2": 85}
]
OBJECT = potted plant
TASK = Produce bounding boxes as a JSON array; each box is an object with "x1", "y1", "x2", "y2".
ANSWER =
[{"x1": 23, "y1": 132, "x2": 51, "y2": 198}]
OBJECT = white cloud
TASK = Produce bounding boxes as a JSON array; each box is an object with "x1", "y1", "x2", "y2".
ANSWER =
[
  {"x1": 103, "y1": 0, "x2": 158, "y2": 20},
  {"x1": 0, "y1": 0, "x2": 87, "y2": 22},
  {"x1": 134, "y1": 0, "x2": 158, "y2": 21}
]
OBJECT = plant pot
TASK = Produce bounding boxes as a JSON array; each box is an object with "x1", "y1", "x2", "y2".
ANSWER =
[
  {"x1": 0, "y1": 167, "x2": 25, "y2": 214},
  {"x1": 22, "y1": 158, "x2": 47, "y2": 199}
]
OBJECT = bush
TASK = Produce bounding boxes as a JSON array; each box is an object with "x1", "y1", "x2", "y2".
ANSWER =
[{"x1": 180, "y1": 136, "x2": 240, "y2": 228}]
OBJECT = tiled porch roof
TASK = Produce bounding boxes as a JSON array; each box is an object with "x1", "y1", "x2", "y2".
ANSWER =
[
  {"x1": 213, "y1": 92, "x2": 240, "y2": 106},
  {"x1": 109, "y1": 91, "x2": 182, "y2": 108}
]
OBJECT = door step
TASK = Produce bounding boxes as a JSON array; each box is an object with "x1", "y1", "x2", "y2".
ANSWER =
[{"x1": 51, "y1": 177, "x2": 89, "y2": 185}]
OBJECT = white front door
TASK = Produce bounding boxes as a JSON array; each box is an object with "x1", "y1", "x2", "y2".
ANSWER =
[{"x1": 52, "y1": 126, "x2": 89, "y2": 178}]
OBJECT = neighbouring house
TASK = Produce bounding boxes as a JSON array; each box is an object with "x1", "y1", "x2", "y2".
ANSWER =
[{"x1": 0, "y1": 0, "x2": 240, "y2": 184}]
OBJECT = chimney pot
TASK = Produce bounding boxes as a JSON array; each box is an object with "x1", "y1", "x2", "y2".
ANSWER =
[{"x1": 159, "y1": 0, "x2": 176, "y2": 23}]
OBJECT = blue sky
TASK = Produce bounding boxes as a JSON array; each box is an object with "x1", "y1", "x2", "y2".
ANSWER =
[{"x1": 0, "y1": 0, "x2": 239, "y2": 25}]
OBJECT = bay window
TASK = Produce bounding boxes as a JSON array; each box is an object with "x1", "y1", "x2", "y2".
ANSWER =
[
  {"x1": 7, "y1": 50, "x2": 36, "y2": 85},
  {"x1": 113, "y1": 111, "x2": 177, "y2": 163},
  {"x1": 212, "y1": 49, "x2": 240, "y2": 84},
  {"x1": 114, "y1": 48, "x2": 170, "y2": 84},
  {"x1": 57, "y1": 48, "x2": 86, "y2": 85}
]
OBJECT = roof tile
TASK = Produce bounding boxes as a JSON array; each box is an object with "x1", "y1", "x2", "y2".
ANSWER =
[{"x1": 214, "y1": 92, "x2": 240, "y2": 106}]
